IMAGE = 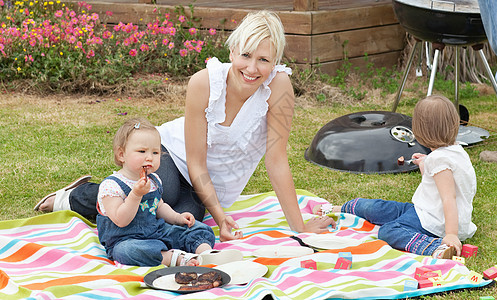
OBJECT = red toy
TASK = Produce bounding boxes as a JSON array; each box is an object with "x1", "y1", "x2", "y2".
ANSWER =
[
  {"x1": 414, "y1": 267, "x2": 441, "y2": 280},
  {"x1": 334, "y1": 257, "x2": 352, "y2": 270},
  {"x1": 461, "y1": 244, "x2": 478, "y2": 258},
  {"x1": 483, "y1": 266, "x2": 497, "y2": 280},
  {"x1": 300, "y1": 259, "x2": 317, "y2": 270}
]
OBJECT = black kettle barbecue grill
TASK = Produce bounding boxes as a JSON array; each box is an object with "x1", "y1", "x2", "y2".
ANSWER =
[
  {"x1": 305, "y1": 0, "x2": 492, "y2": 174},
  {"x1": 391, "y1": 0, "x2": 493, "y2": 145}
]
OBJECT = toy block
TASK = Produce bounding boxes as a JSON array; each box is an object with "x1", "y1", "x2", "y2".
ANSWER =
[
  {"x1": 300, "y1": 259, "x2": 317, "y2": 270},
  {"x1": 414, "y1": 267, "x2": 441, "y2": 280},
  {"x1": 466, "y1": 271, "x2": 483, "y2": 284},
  {"x1": 338, "y1": 252, "x2": 353, "y2": 262},
  {"x1": 334, "y1": 257, "x2": 352, "y2": 270},
  {"x1": 417, "y1": 278, "x2": 434, "y2": 288},
  {"x1": 479, "y1": 296, "x2": 495, "y2": 300},
  {"x1": 403, "y1": 280, "x2": 418, "y2": 291},
  {"x1": 483, "y1": 266, "x2": 497, "y2": 280},
  {"x1": 428, "y1": 276, "x2": 445, "y2": 286},
  {"x1": 461, "y1": 244, "x2": 478, "y2": 258},
  {"x1": 452, "y1": 256, "x2": 465, "y2": 264}
]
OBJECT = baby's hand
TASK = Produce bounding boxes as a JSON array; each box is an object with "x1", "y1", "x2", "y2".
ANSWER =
[
  {"x1": 178, "y1": 212, "x2": 195, "y2": 227},
  {"x1": 132, "y1": 176, "x2": 150, "y2": 197},
  {"x1": 442, "y1": 234, "x2": 462, "y2": 256}
]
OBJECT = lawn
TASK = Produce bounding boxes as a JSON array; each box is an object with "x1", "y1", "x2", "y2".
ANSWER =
[{"x1": 0, "y1": 76, "x2": 496, "y2": 298}]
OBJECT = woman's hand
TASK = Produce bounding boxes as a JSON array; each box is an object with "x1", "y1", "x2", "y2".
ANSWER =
[
  {"x1": 304, "y1": 215, "x2": 336, "y2": 233},
  {"x1": 442, "y1": 233, "x2": 462, "y2": 256},
  {"x1": 218, "y1": 216, "x2": 243, "y2": 242}
]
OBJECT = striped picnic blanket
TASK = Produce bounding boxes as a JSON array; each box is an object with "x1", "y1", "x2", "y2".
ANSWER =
[{"x1": 0, "y1": 190, "x2": 491, "y2": 299}]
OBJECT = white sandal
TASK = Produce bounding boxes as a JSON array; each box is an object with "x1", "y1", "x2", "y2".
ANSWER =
[
  {"x1": 198, "y1": 249, "x2": 243, "y2": 266},
  {"x1": 34, "y1": 175, "x2": 92, "y2": 211},
  {"x1": 169, "y1": 249, "x2": 199, "y2": 267}
]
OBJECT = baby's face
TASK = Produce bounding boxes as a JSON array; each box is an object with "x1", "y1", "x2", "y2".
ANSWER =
[{"x1": 121, "y1": 130, "x2": 161, "y2": 179}]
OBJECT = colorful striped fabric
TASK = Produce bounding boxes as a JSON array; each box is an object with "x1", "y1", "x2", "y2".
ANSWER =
[{"x1": 0, "y1": 190, "x2": 491, "y2": 299}]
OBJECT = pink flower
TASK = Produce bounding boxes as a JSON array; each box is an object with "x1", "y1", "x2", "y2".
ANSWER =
[
  {"x1": 140, "y1": 43, "x2": 149, "y2": 52},
  {"x1": 194, "y1": 44, "x2": 202, "y2": 53},
  {"x1": 179, "y1": 49, "x2": 187, "y2": 57},
  {"x1": 0, "y1": 0, "x2": 4, "y2": 6},
  {"x1": 205, "y1": 57, "x2": 211, "y2": 63},
  {"x1": 69, "y1": 11, "x2": 76, "y2": 18},
  {"x1": 162, "y1": 38, "x2": 169, "y2": 46},
  {"x1": 86, "y1": 49, "x2": 95, "y2": 58},
  {"x1": 189, "y1": 28, "x2": 197, "y2": 35},
  {"x1": 178, "y1": 15, "x2": 186, "y2": 23},
  {"x1": 102, "y1": 31, "x2": 112, "y2": 39},
  {"x1": 169, "y1": 27, "x2": 176, "y2": 36},
  {"x1": 55, "y1": 10, "x2": 63, "y2": 18},
  {"x1": 106, "y1": 11, "x2": 113, "y2": 16},
  {"x1": 129, "y1": 49, "x2": 137, "y2": 56},
  {"x1": 209, "y1": 28, "x2": 216, "y2": 35},
  {"x1": 168, "y1": 42, "x2": 174, "y2": 49}
]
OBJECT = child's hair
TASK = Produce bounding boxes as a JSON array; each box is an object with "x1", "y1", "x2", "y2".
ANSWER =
[
  {"x1": 113, "y1": 117, "x2": 159, "y2": 167},
  {"x1": 225, "y1": 10, "x2": 286, "y2": 65},
  {"x1": 412, "y1": 95, "x2": 460, "y2": 149}
]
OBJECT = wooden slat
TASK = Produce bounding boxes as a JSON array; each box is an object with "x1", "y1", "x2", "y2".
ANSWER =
[
  {"x1": 311, "y1": 24, "x2": 406, "y2": 62},
  {"x1": 294, "y1": 0, "x2": 318, "y2": 11},
  {"x1": 311, "y1": 4, "x2": 399, "y2": 34},
  {"x1": 314, "y1": 51, "x2": 402, "y2": 76}
]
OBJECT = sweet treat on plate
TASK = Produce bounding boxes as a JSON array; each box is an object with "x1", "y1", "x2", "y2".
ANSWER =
[
  {"x1": 174, "y1": 270, "x2": 223, "y2": 291},
  {"x1": 174, "y1": 272, "x2": 198, "y2": 284},
  {"x1": 196, "y1": 271, "x2": 222, "y2": 286},
  {"x1": 397, "y1": 156, "x2": 405, "y2": 165},
  {"x1": 178, "y1": 283, "x2": 215, "y2": 291}
]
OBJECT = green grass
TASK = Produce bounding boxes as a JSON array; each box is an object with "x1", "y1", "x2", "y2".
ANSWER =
[{"x1": 0, "y1": 80, "x2": 496, "y2": 298}]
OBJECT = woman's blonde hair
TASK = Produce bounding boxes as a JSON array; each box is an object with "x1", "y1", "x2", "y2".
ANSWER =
[
  {"x1": 225, "y1": 10, "x2": 286, "y2": 65},
  {"x1": 113, "y1": 117, "x2": 159, "y2": 167},
  {"x1": 412, "y1": 95, "x2": 460, "y2": 149}
]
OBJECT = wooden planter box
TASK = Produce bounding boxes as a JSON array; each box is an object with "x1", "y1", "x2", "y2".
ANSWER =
[{"x1": 69, "y1": 0, "x2": 406, "y2": 75}]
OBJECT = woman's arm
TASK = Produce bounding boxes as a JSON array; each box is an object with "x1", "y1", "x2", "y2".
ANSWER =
[
  {"x1": 184, "y1": 70, "x2": 240, "y2": 241},
  {"x1": 433, "y1": 168, "x2": 462, "y2": 255},
  {"x1": 265, "y1": 72, "x2": 335, "y2": 233}
]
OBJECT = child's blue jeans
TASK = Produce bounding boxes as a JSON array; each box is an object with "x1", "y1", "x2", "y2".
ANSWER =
[{"x1": 342, "y1": 198, "x2": 442, "y2": 256}]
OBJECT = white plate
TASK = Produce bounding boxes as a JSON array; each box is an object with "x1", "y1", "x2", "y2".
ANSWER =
[
  {"x1": 302, "y1": 235, "x2": 362, "y2": 250},
  {"x1": 252, "y1": 245, "x2": 314, "y2": 258},
  {"x1": 214, "y1": 261, "x2": 268, "y2": 285}
]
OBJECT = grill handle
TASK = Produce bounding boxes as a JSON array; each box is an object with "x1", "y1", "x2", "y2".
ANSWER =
[{"x1": 431, "y1": 0, "x2": 456, "y2": 12}]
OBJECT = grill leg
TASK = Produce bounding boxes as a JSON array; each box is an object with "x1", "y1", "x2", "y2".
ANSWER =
[
  {"x1": 475, "y1": 48, "x2": 497, "y2": 97},
  {"x1": 454, "y1": 46, "x2": 460, "y2": 114},
  {"x1": 391, "y1": 40, "x2": 420, "y2": 112}
]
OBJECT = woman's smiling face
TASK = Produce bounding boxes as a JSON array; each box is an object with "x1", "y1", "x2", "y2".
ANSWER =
[{"x1": 229, "y1": 38, "x2": 276, "y2": 88}]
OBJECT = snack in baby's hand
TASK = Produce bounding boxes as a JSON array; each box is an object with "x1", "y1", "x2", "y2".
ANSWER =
[{"x1": 141, "y1": 166, "x2": 147, "y2": 182}]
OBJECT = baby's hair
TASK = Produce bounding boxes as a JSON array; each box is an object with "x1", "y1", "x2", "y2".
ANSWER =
[
  {"x1": 225, "y1": 10, "x2": 286, "y2": 65},
  {"x1": 113, "y1": 117, "x2": 158, "y2": 167},
  {"x1": 412, "y1": 95, "x2": 460, "y2": 149}
]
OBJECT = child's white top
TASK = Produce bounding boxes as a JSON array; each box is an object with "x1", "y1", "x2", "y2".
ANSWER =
[
  {"x1": 97, "y1": 172, "x2": 161, "y2": 216},
  {"x1": 157, "y1": 57, "x2": 292, "y2": 208},
  {"x1": 412, "y1": 144, "x2": 477, "y2": 240}
]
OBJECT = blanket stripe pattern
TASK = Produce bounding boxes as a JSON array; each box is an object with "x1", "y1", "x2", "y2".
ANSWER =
[{"x1": 0, "y1": 190, "x2": 491, "y2": 299}]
